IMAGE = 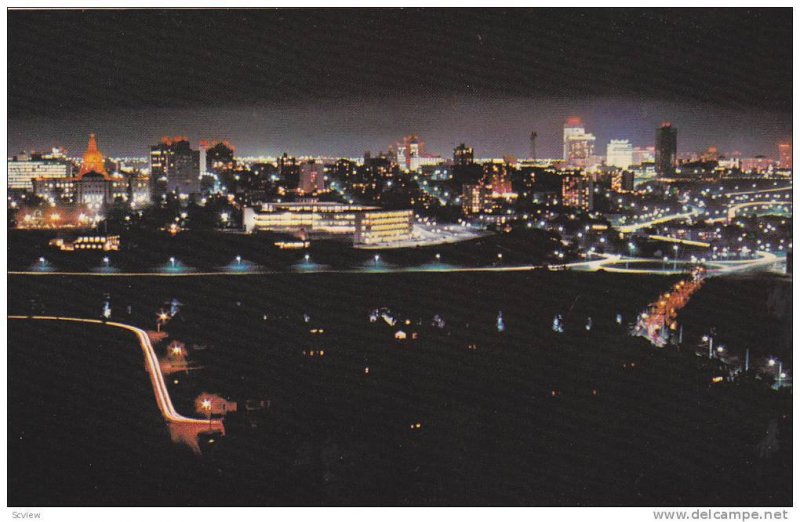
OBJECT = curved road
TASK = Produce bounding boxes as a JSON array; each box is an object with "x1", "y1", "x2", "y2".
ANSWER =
[{"x1": 8, "y1": 315, "x2": 225, "y2": 453}]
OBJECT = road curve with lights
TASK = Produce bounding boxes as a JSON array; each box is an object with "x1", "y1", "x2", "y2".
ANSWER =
[{"x1": 8, "y1": 315, "x2": 225, "y2": 436}]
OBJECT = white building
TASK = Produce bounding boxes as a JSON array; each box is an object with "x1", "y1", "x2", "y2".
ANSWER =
[
  {"x1": 243, "y1": 201, "x2": 413, "y2": 246},
  {"x1": 8, "y1": 159, "x2": 71, "y2": 191},
  {"x1": 606, "y1": 140, "x2": 634, "y2": 169}
]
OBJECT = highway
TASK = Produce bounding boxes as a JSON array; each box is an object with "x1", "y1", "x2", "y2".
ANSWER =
[
  {"x1": 616, "y1": 210, "x2": 701, "y2": 233},
  {"x1": 8, "y1": 315, "x2": 225, "y2": 454}
]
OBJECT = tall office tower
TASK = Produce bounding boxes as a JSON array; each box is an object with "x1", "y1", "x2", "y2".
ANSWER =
[
  {"x1": 778, "y1": 141, "x2": 792, "y2": 169},
  {"x1": 563, "y1": 117, "x2": 596, "y2": 167},
  {"x1": 655, "y1": 122, "x2": 678, "y2": 176},
  {"x1": 530, "y1": 131, "x2": 538, "y2": 161},
  {"x1": 396, "y1": 135, "x2": 424, "y2": 170},
  {"x1": 561, "y1": 172, "x2": 594, "y2": 211},
  {"x1": 606, "y1": 139, "x2": 634, "y2": 169},
  {"x1": 453, "y1": 143, "x2": 474, "y2": 166},
  {"x1": 298, "y1": 161, "x2": 326, "y2": 194},
  {"x1": 149, "y1": 136, "x2": 201, "y2": 198}
]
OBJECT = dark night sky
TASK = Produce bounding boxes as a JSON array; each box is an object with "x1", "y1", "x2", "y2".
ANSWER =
[{"x1": 8, "y1": 8, "x2": 793, "y2": 158}]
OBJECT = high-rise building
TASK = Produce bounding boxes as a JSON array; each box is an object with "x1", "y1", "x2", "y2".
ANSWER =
[
  {"x1": 606, "y1": 140, "x2": 634, "y2": 169},
  {"x1": 453, "y1": 143, "x2": 474, "y2": 166},
  {"x1": 563, "y1": 117, "x2": 596, "y2": 167},
  {"x1": 149, "y1": 137, "x2": 201, "y2": 198},
  {"x1": 396, "y1": 135, "x2": 423, "y2": 170},
  {"x1": 778, "y1": 141, "x2": 792, "y2": 169},
  {"x1": 395, "y1": 135, "x2": 441, "y2": 170},
  {"x1": 655, "y1": 122, "x2": 678, "y2": 176},
  {"x1": 561, "y1": 172, "x2": 594, "y2": 211},
  {"x1": 461, "y1": 184, "x2": 492, "y2": 215},
  {"x1": 298, "y1": 161, "x2": 326, "y2": 194}
]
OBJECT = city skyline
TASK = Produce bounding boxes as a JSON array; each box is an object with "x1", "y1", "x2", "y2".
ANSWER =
[{"x1": 8, "y1": 97, "x2": 792, "y2": 159}]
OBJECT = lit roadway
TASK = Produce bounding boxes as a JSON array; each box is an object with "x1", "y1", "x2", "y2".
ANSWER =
[
  {"x1": 8, "y1": 315, "x2": 225, "y2": 454},
  {"x1": 8, "y1": 250, "x2": 781, "y2": 277},
  {"x1": 617, "y1": 210, "x2": 701, "y2": 234}
]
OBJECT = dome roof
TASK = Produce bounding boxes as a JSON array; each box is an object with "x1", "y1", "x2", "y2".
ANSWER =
[{"x1": 78, "y1": 133, "x2": 109, "y2": 179}]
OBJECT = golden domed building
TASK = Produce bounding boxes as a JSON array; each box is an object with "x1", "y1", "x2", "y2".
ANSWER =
[
  {"x1": 33, "y1": 133, "x2": 150, "y2": 210},
  {"x1": 77, "y1": 133, "x2": 109, "y2": 179}
]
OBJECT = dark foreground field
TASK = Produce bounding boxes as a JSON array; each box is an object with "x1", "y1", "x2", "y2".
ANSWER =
[{"x1": 7, "y1": 271, "x2": 792, "y2": 506}]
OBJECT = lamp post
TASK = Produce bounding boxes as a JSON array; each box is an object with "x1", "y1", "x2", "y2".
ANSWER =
[
  {"x1": 673, "y1": 244, "x2": 679, "y2": 271},
  {"x1": 702, "y1": 334, "x2": 713, "y2": 359},
  {"x1": 202, "y1": 398, "x2": 212, "y2": 428}
]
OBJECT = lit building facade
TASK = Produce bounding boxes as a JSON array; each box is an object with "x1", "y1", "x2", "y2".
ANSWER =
[
  {"x1": 453, "y1": 143, "x2": 474, "y2": 166},
  {"x1": 483, "y1": 162, "x2": 514, "y2": 196},
  {"x1": 561, "y1": 173, "x2": 594, "y2": 211},
  {"x1": 150, "y1": 137, "x2": 201, "y2": 198},
  {"x1": 563, "y1": 117, "x2": 596, "y2": 167},
  {"x1": 461, "y1": 183, "x2": 492, "y2": 215},
  {"x1": 8, "y1": 156, "x2": 71, "y2": 191},
  {"x1": 243, "y1": 200, "x2": 414, "y2": 246},
  {"x1": 353, "y1": 210, "x2": 414, "y2": 246},
  {"x1": 606, "y1": 140, "x2": 634, "y2": 169}
]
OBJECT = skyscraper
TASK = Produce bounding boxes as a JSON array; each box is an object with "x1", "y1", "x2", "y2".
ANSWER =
[
  {"x1": 149, "y1": 137, "x2": 201, "y2": 198},
  {"x1": 561, "y1": 172, "x2": 594, "y2": 211},
  {"x1": 563, "y1": 117, "x2": 596, "y2": 167},
  {"x1": 655, "y1": 122, "x2": 678, "y2": 176},
  {"x1": 396, "y1": 135, "x2": 423, "y2": 170}
]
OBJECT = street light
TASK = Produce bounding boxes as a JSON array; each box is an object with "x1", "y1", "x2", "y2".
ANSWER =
[
  {"x1": 201, "y1": 398, "x2": 212, "y2": 427},
  {"x1": 673, "y1": 244, "x2": 679, "y2": 270},
  {"x1": 169, "y1": 257, "x2": 176, "y2": 268},
  {"x1": 103, "y1": 256, "x2": 110, "y2": 266},
  {"x1": 235, "y1": 255, "x2": 242, "y2": 265},
  {"x1": 374, "y1": 254, "x2": 380, "y2": 266}
]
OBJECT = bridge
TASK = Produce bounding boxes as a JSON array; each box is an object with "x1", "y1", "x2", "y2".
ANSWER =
[{"x1": 8, "y1": 315, "x2": 225, "y2": 454}]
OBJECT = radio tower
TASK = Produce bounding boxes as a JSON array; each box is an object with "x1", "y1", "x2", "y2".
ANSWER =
[{"x1": 529, "y1": 131, "x2": 538, "y2": 161}]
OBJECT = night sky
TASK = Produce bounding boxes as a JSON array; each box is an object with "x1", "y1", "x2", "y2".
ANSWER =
[{"x1": 8, "y1": 8, "x2": 793, "y2": 158}]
